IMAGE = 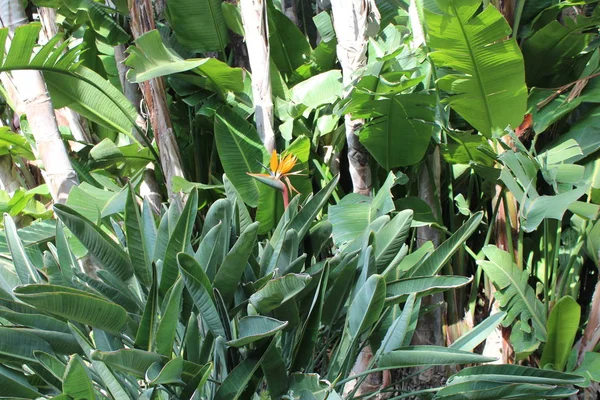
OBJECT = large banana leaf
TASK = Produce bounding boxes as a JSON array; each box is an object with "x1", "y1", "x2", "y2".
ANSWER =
[
  {"x1": 349, "y1": 93, "x2": 437, "y2": 168},
  {"x1": 523, "y1": 13, "x2": 600, "y2": 87},
  {"x1": 125, "y1": 30, "x2": 243, "y2": 98},
  {"x1": 267, "y1": 2, "x2": 312, "y2": 75},
  {"x1": 214, "y1": 107, "x2": 269, "y2": 207},
  {"x1": 425, "y1": 0, "x2": 527, "y2": 137},
  {"x1": 166, "y1": 0, "x2": 230, "y2": 53}
]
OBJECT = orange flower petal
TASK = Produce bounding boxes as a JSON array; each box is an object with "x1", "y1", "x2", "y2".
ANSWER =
[
  {"x1": 278, "y1": 154, "x2": 297, "y2": 175},
  {"x1": 269, "y1": 150, "x2": 278, "y2": 174}
]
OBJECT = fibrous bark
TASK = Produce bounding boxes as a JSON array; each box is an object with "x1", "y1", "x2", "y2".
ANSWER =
[
  {"x1": 240, "y1": 0, "x2": 276, "y2": 153},
  {"x1": 128, "y1": 0, "x2": 185, "y2": 200},
  {"x1": 0, "y1": 0, "x2": 78, "y2": 204}
]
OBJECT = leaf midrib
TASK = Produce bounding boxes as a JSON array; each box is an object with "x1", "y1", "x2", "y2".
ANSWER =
[
  {"x1": 449, "y1": 2, "x2": 494, "y2": 134},
  {"x1": 490, "y1": 258, "x2": 547, "y2": 337}
]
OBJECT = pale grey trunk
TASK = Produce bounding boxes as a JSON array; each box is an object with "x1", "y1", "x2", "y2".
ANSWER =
[
  {"x1": 0, "y1": 1, "x2": 78, "y2": 204},
  {"x1": 240, "y1": 0, "x2": 276, "y2": 153},
  {"x1": 129, "y1": 0, "x2": 185, "y2": 200},
  {"x1": 330, "y1": 0, "x2": 377, "y2": 195}
]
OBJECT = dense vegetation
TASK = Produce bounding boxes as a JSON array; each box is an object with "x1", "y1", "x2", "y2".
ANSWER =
[{"x1": 0, "y1": 0, "x2": 599, "y2": 398}]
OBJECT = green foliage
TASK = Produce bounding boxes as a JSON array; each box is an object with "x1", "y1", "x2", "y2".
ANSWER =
[{"x1": 425, "y1": 0, "x2": 528, "y2": 136}]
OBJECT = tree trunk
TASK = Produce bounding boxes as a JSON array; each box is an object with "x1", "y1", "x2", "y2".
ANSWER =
[
  {"x1": 128, "y1": 0, "x2": 185, "y2": 200},
  {"x1": 330, "y1": 0, "x2": 376, "y2": 195},
  {"x1": 0, "y1": 0, "x2": 78, "y2": 204},
  {"x1": 240, "y1": 0, "x2": 276, "y2": 153},
  {"x1": 407, "y1": 148, "x2": 446, "y2": 389}
]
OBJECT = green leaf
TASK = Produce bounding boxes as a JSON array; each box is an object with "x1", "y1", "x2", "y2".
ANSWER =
[
  {"x1": 386, "y1": 276, "x2": 472, "y2": 303},
  {"x1": 290, "y1": 70, "x2": 343, "y2": 109},
  {"x1": 46, "y1": 66, "x2": 138, "y2": 138},
  {"x1": 0, "y1": 365, "x2": 40, "y2": 399},
  {"x1": 350, "y1": 93, "x2": 437, "y2": 168},
  {"x1": 126, "y1": 30, "x2": 242, "y2": 97},
  {"x1": 434, "y1": 381, "x2": 577, "y2": 399},
  {"x1": 156, "y1": 278, "x2": 184, "y2": 357},
  {"x1": 227, "y1": 316, "x2": 288, "y2": 347},
  {"x1": 288, "y1": 373, "x2": 342, "y2": 400},
  {"x1": 329, "y1": 172, "x2": 397, "y2": 247},
  {"x1": 177, "y1": 253, "x2": 225, "y2": 338},
  {"x1": 34, "y1": 351, "x2": 67, "y2": 381},
  {"x1": 379, "y1": 346, "x2": 495, "y2": 368},
  {"x1": 15, "y1": 328, "x2": 81, "y2": 355},
  {"x1": 375, "y1": 210, "x2": 413, "y2": 271},
  {"x1": 250, "y1": 273, "x2": 312, "y2": 314},
  {"x1": 450, "y1": 312, "x2": 506, "y2": 351},
  {"x1": 160, "y1": 188, "x2": 198, "y2": 293},
  {"x1": 447, "y1": 364, "x2": 585, "y2": 386},
  {"x1": 147, "y1": 357, "x2": 184, "y2": 386},
  {"x1": 377, "y1": 293, "x2": 416, "y2": 355},
  {"x1": 573, "y1": 352, "x2": 600, "y2": 387},
  {"x1": 283, "y1": 174, "x2": 340, "y2": 243},
  {"x1": 166, "y1": 0, "x2": 230, "y2": 53},
  {"x1": 407, "y1": 212, "x2": 482, "y2": 277},
  {"x1": 0, "y1": 306, "x2": 70, "y2": 333},
  {"x1": 540, "y1": 296, "x2": 580, "y2": 371},
  {"x1": 478, "y1": 246, "x2": 547, "y2": 342},
  {"x1": 54, "y1": 204, "x2": 134, "y2": 281},
  {"x1": 348, "y1": 274, "x2": 386, "y2": 337},
  {"x1": 68, "y1": 324, "x2": 129, "y2": 399},
  {"x1": 14, "y1": 284, "x2": 129, "y2": 335},
  {"x1": 0, "y1": 326, "x2": 54, "y2": 363},
  {"x1": 125, "y1": 184, "x2": 151, "y2": 285},
  {"x1": 91, "y1": 349, "x2": 167, "y2": 377},
  {"x1": 3, "y1": 213, "x2": 41, "y2": 284},
  {"x1": 425, "y1": 0, "x2": 527, "y2": 136},
  {"x1": 213, "y1": 221, "x2": 259, "y2": 305},
  {"x1": 62, "y1": 354, "x2": 95, "y2": 400},
  {"x1": 523, "y1": 13, "x2": 599, "y2": 87},
  {"x1": 267, "y1": 3, "x2": 312, "y2": 74},
  {"x1": 0, "y1": 127, "x2": 34, "y2": 159},
  {"x1": 214, "y1": 107, "x2": 269, "y2": 207},
  {"x1": 214, "y1": 339, "x2": 275, "y2": 400},
  {"x1": 135, "y1": 265, "x2": 159, "y2": 351},
  {"x1": 46, "y1": 0, "x2": 129, "y2": 45}
]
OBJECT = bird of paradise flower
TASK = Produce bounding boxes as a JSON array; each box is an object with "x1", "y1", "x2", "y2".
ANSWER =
[{"x1": 247, "y1": 150, "x2": 304, "y2": 208}]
